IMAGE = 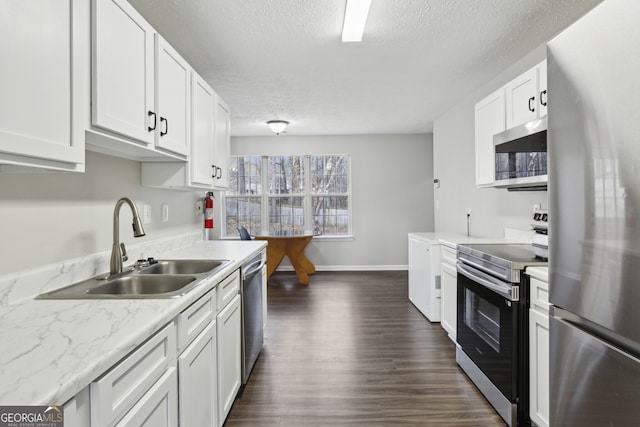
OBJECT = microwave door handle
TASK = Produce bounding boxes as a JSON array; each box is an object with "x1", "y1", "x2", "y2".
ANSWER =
[{"x1": 457, "y1": 262, "x2": 515, "y2": 301}]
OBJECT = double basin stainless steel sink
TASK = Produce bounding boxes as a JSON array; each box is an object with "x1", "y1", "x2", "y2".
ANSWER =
[{"x1": 37, "y1": 259, "x2": 231, "y2": 299}]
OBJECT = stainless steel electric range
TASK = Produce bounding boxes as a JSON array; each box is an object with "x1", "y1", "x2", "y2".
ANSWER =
[{"x1": 456, "y1": 243, "x2": 547, "y2": 427}]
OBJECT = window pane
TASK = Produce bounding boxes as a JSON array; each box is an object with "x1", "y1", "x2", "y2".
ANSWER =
[
  {"x1": 225, "y1": 197, "x2": 262, "y2": 235},
  {"x1": 310, "y1": 155, "x2": 350, "y2": 194},
  {"x1": 268, "y1": 197, "x2": 304, "y2": 233},
  {"x1": 311, "y1": 196, "x2": 349, "y2": 235},
  {"x1": 228, "y1": 156, "x2": 262, "y2": 195},
  {"x1": 268, "y1": 156, "x2": 304, "y2": 195}
]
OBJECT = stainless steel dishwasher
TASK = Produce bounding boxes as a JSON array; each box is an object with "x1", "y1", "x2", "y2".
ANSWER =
[{"x1": 240, "y1": 252, "x2": 265, "y2": 384}]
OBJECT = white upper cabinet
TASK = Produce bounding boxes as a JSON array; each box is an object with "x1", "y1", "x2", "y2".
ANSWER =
[
  {"x1": 190, "y1": 73, "x2": 216, "y2": 188},
  {"x1": 213, "y1": 96, "x2": 231, "y2": 189},
  {"x1": 505, "y1": 60, "x2": 547, "y2": 128},
  {"x1": 474, "y1": 88, "x2": 505, "y2": 187},
  {"x1": 474, "y1": 59, "x2": 547, "y2": 187},
  {"x1": 91, "y1": 0, "x2": 155, "y2": 147},
  {"x1": 141, "y1": 70, "x2": 216, "y2": 190},
  {"x1": 90, "y1": 0, "x2": 189, "y2": 160},
  {"x1": 154, "y1": 36, "x2": 190, "y2": 157},
  {"x1": 0, "y1": 0, "x2": 87, "y2": 172},
  {"x1": 537, "y1": 60, "x2": 548, "y2": 118}
]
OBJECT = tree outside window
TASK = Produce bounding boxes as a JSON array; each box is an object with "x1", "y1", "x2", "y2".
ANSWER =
[{"x1": 224, "y1": 155, "x2": 351, "y2": 238}]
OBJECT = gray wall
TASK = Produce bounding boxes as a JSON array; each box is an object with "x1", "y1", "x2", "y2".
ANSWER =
[
  {"x1": 0, "y1": 152, "x2": 202, "y2": 276},
  {"x1": 433, "y1": 45, "x2": 548, "y2": 237},
  {"x1": 230, "y1": 134, "x2": 434, "y2": 270}
]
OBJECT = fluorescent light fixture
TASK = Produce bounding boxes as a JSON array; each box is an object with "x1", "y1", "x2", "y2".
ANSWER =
[
  {"x1": 342, "y1": 0, "x2": 372, "y2": 42},
  {"x1": 266, "y1": 120, "x2": 289, "y2": 135}
]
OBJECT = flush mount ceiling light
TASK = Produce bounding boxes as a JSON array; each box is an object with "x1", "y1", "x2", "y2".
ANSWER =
[
  {"x1": 342, "y1": 0, "x2": 372, "y2": 42},
  {"x1": 266, "y1": 120, "x2": 289, "y2": 135}
]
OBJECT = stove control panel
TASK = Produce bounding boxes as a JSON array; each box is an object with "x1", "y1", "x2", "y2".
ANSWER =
[
  {"x1": 531, "y1": 209, "x2": 548, "y2": 233},
  {"x1": 531, "y1": 209, "x2": 548, "y2": 258}
]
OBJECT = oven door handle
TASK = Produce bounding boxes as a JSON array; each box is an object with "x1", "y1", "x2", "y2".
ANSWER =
[{"x1": 457, "y1": 262, "x2": 518, "y2": 301}]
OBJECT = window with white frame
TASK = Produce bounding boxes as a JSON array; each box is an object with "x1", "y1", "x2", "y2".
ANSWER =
[{"x1": 224, "y1": 155, "x2": 351, "y2": 238}]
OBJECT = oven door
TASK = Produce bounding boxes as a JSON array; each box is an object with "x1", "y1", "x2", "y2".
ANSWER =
[{"x1": 457, "y1": 262, "x2": 520, "y2": 400}]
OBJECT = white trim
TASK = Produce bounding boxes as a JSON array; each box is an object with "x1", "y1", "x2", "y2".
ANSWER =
[
  {"x1": 313, "y1": 235, "x2": 354, "y2": 242},
  {"x1": 274, "y1": 264, "x2": 408, "y2": 272}
]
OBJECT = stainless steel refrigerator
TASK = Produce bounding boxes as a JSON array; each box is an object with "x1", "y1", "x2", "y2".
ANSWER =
[{"x1": 548, "y1": 1, "x2": 640, "y2": 425}]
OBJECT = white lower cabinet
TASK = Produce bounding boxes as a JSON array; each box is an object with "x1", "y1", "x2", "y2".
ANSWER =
[
  {"x1": 115, "y1": 368, "x2": 178, "y2": 427},
  {"x1": 440, "y1": 244, "x2": 458, "y2": 342},
  {"x1": 408, "y1": 234, "x2": 441, "y2": 322},
  {"x1": 528, "y1": 272, "x2": 550, "y2": 427},
  {"x1": 178, "y1": 321, "x2": 217, "y2": 427},
  {"x1": 63, "y1": 387, "x2": 91, "y2": 427},
  {"x1": 217, "y1": 294, "x2": 242, "y2": 426},
  {"x1": 75, "y1": 268, "x2": 245, "y2": 427},
  {"x1": 90, "y1": 322, "x2": 177, "y2": 427}
]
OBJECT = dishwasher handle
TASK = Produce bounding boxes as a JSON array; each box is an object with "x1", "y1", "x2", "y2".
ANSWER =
[{"x1": 243, "y1": 257, "x2": 264, "y2": 279}]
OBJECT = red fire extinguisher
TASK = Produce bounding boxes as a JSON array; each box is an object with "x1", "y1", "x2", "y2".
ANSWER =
[{"x1": 204, "y1": 192, "x2": 214, "y2": 229}]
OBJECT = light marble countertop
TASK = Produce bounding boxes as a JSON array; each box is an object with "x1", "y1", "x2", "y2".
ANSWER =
[
  {"x1": 408, "y1": 231, "x2": 523, "y2": 248},
  {"x1": 0, "y1": 236, "x2": 266, "y2": 406},
  {"x1": 526, "y1": 266, "x2": 549, "y2": 282}
]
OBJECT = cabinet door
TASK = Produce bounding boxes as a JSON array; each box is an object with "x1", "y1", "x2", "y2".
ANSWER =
[
  {"x1": 179, "y1": 322, "x2": 217, "y2": 427},
  {"x1": 0, "y1": 0, "x2": 85, "y2": 169},
  {"x1": 213, "y1": 96, "x2": 231, "y2": 189},
  {"x1": 91, "y1": 322, "x2": 176, "y2": 427},
  {"x1": 115, "y1": 368, "x2": 178, "y2": 427},
  {"x1": 190, "y1": 72, "x2": 215, "y2": 187},
  {"x1": 92, "y1": 0, "x2": 155, "y2": 146},
  {"x1": 217, "y1": 294, "x2": 241, "y2": 426},
  {"x1": 537, "y1": 60, "x2": 548, "y2": 118},
  {"x1": 155, "y1": 36, "x2": 190, "y2": 156},
  {"x1": 529, "y1": 308, "x2": 550, "y2": 427},
  {"x1": 440, "y1": 261, "x2": 457, "y2": 342},
  {"x1": 505, "y1": 67, "x2": 538, "y2": 128},
  {"x1": 474, "y1": 88, "x2": 505, "y2": 187}
]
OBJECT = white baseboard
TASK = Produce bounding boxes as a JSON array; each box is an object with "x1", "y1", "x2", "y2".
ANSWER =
[{"x1": 275, "y1": 265, "x2": 408, "y2": 272}]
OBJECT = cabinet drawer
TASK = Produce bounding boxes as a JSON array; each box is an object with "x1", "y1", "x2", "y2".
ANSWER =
[
  {"x1": 441, "y1": 245, "x2": 457, "y2": 266},
  {"x1": 90, "y1": 322, "x2": 176, "y2": 427},
  {"x1": 177, "y1": 286, "x2": 216, "y2": 353},
  {"x1": 115, "y1": 367, "x2": 178, "y2": 427},
  {"x1": 530, "y1": 277, "x2": 550, "y2": 314},
  {"x1": 217, "y1": 270, "x2": 240, "y2": 312}
]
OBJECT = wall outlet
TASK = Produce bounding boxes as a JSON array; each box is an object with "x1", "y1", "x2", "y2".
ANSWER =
[
  {"x1": 195, "y1": 200, "x2": 203, "y2": 215},
  {"x1": 142, "y1": 204, "x2": 152, "y2": 224},
  {"x1": 467, "y1": 207, "x2": 472, "y2": 215},
  {"x1": 533, "y1": 203, "x2": 542, "y2": 212},
  {"x1": 161, "y1": 204, "x2": 169, "y2": 222}
]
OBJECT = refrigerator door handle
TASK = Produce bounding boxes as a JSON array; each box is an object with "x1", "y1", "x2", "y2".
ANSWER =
[{"x1": 552, "y1": 306, "x2": 640, "y2": 358}]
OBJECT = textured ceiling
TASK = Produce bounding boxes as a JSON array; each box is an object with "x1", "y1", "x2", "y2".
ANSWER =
[{"x1": 128, "y1": 0, "x2": 601, "y2": 136}]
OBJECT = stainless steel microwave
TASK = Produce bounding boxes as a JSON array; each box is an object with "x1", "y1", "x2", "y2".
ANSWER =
[{"x1": 493, "y1": 117, "x2": 547, "y2": 189}]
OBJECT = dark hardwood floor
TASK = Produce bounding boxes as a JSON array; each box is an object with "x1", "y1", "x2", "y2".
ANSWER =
[{"x1": 225, "y1": 271, "x2": 504, "y2": 427}]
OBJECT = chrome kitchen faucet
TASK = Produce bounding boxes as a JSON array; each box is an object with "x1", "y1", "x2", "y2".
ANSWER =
[{"x1": 110, "y1": 197, "x2": 146, "y2": 275}]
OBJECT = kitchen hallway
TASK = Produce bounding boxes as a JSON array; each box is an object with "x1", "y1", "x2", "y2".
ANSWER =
[{"x1": 225, "y1": 271, "x2": 503, "y2": 426}]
